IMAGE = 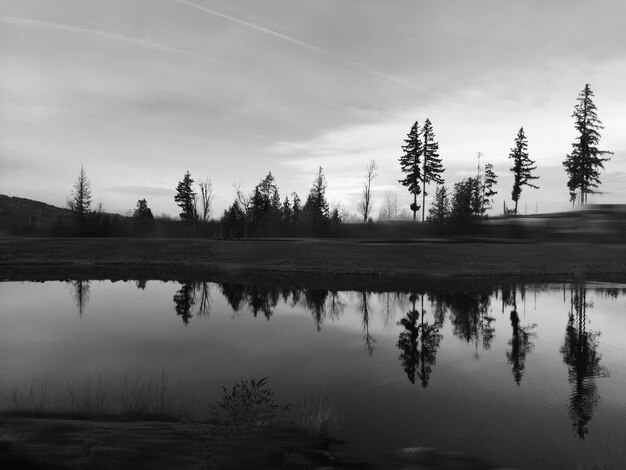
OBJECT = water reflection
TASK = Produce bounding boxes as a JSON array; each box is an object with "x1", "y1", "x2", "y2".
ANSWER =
[
  {"x1": 397, "y1": 294, "x2": 442, "y2": 387},
  {"x1": 219, "y1": 283, "x2": 279, "y2": 320},
  {"x1": 59, "y1": 279, "x2": 618, "y2": 440},
  {"x1": 561, "y1": 285, "x2": 609, "y2": 439},
  {"x1": 173, "y1": 281, "x2": 213, "y2": 325},
  {"x1": 429, "y1": 291, "x2": 494, "y2": 355},
  {"x1": 68, "y1": 280, "x2": 90, "y2": 316},
  {"x1": 503, "y1": 287, "x2": 537, "y2": 385},
  {"x1": 506, "y1": 309, "x2": 537, "y2": 385},
  {"x1": 359, "y1": 292, "x2": 376, "y2": 356}
]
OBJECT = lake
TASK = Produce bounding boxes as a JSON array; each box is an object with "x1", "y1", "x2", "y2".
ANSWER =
[{"x1": 1, "y1": 280, "x2": 625, "y2": 469}]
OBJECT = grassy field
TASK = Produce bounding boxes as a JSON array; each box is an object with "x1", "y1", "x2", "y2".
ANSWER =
[{"x1": 2, "y1": 237, "x2": 626, "y2": 289}]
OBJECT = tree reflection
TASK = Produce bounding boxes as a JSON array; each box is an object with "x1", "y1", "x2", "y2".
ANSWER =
[
  {"x1": 397, "y1": 294, "x2": 442, "y2": 388},
  {"x1": 196, "y1": 282, "x2": 212, "y2": 317},
  {"x1": 303, "y1": 289, "x2": 329, "y2": 331},
  {"x1": 69, "y1": 280, "x2": 90, "y2": 316},
  {"x1": 173, "y1": 282, "x2": 195, "y2": 325},
  {"x1": 430, "y1": 291, "x2": 494, "y2": 355},
  {"x1": 218, "y1": 283, "x2": 277, "y2": 319},
  {"x1": 359, "y1": 291, "x2": 376, "y2": 356},
  {"x1": 506, "y1": 308, "x2": 537, "y2": 385},
  {"x1": 560, "y1": 285, "x2": 609, "y2": 439},
  {"x1": 220, "y1": 283, "x2": 245, "y2": 313}
]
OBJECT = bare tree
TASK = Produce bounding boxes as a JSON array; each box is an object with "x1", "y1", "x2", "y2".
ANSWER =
[
  {"x1": 357, "y1": 160, "x2": 378, "y2": 222},
  {"x1": 198, "y1": 178, "x2": 215, "y2": 222},
  {"x1": 379, "y1": 191, "x2": 399, "y2": 221},
  {"x1": 234, "y1": 183, "x2": 250, "y2": 213}
]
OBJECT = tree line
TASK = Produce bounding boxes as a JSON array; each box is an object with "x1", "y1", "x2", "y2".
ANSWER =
[{"x1": 60, "y1": 83, "x2": 612, "y2": 237}]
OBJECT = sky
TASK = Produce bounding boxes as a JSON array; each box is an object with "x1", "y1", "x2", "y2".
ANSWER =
[{"x1": 1, "y1": 0, "x2": 625, "y2": 219}]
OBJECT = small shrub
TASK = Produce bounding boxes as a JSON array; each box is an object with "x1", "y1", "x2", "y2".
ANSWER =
[{"x1": 208, "y1": 377, "x2": 289, "y2": 437}]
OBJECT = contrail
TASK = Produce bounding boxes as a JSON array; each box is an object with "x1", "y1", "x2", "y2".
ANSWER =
[
  {"x1": 0, "y1": 15, "x2": 215, "y2": 62},
  {"x1": 171, "y1": 0, "x2": 427, "y2": 92}
]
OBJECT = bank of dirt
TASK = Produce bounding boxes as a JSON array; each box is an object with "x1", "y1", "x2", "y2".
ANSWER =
[{"x1": 1, "y1": 237, "x2": 626, "y2": 289}]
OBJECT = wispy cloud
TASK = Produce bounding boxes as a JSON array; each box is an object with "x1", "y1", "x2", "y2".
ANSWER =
[
  {"x1": 107, "y1": 185, "x2": 175, "y2": 197},
  {"x1": 171, "y1": 0, "x2": 428, "y2": 92},
  {"x1": 0, "y1": 15, "x2": 215, "y2": 62}
]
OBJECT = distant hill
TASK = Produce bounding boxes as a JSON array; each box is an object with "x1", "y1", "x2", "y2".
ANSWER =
[{"x1": 0, "y1": 194, "x2": 72, "y2": 231}]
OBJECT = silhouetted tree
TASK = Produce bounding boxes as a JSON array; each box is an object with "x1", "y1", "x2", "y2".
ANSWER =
[
  {"x1": 292, "y1": 193, "x2": 302, "y2": 229},
  {"x1": 67, "y1": 166, "x2": 92, "y2": 231},
  {"x1": 421, "y1": 118, "x2": 445, "y2": 222},
  {"x1": 398, "y1": 122, "x2": 423, "y2": 221},
  {"x1": 303, "y1": 167, "x2": 330, "y2": 231},
  {"x1": 358, "y1": 160, "x2": 378, "y2": 222},
  {"x1": 281, "y1": 195, "x2": 292, "y2": 221},
  {"x1": 450, "y1": 177, "x2": 482, "y2": 221},
  {"x1": 175, "y1": 171, "x2": 197, "y2": 223},
  {"x1": 509, "y1": 128, "x2": 538, "y2": 215},
  {"x1": 560, "y1": 285, "x2": 609, "y2": 439},
  {"x1": 563, "y1": 84, "x2": 613, "y2": 205},
  {"x1": 221, "y1": 200, "x2": 246, "y2": 238},
  {"x1": 198, "y1": 178, "x2": 214, "y2": 222},
  {"x1": 426, "y1": 185, "x2": 451, "y2": 224},
  {"x1": 481, "y1": 163, "x2": 498, "y2": 214},
  {"x1": 132, "y1": 198, "x2": 154, "y2": 235},
  {"x1": 249, "y1": 172, "x2": 281, "y2": 235}
]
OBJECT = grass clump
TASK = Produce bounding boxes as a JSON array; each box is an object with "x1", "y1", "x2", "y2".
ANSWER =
[{"x1": 299, "y1": 393, "x2": 343, "y2": 446}]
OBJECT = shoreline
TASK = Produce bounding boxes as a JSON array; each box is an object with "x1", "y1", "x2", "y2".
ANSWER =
[{"x1": 2, "y1": 237, "x2": 626, "y2": 290}]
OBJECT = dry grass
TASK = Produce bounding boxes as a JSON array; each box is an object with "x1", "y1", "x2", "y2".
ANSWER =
[
  {"x1": 298, "y1": 393, "x2": 344, "y2": 446},
  {"x1": 2, "y1": 372, "x2": 175, "y2": 421}
]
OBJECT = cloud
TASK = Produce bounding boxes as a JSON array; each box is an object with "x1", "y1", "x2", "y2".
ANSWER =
[
  {"x1": 107, "y1": 185, "x2": 175, "y2": 197},
  {"x1": 170, "y1": 0, "x2": 428, "y2": 92},
  {"x1": 0, "y1": 15, "x2": 216, "y2": 62}
]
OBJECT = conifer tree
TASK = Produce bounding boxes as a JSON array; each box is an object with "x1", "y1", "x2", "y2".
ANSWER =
[
  {"x1": 133, "y1": 199, "x2": 154, "y2": 235},
  {"x1": 175, "y1": 171, "x2": 197, "y2": 222},
  {"x1": 421, "y1": 118, "x2": 445, "y2": 222},
  {"x1": 563, "y1": 84, "x2": 613, "y2": 205},
  {"x1": 67, "y1": 165, "x2": 92, "y2": 221},
  {"x1": 304, "y1": 167, "x2": 329, "y2": 221},
  {"x1": 398, "y1": 122, "x2": 423, "y2": 221},
  {"x1": 426, "y1": 186, "x2": 450, "y2": 224},
  {"x1": 481, "y1": 163, "x2": 498, "y2": 214},
  {"x1": 509, "y1": 127, "x2": 538, "y2": 215}
]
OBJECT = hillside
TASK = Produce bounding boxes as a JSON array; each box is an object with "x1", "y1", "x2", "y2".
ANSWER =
[{"x1": 0, "y1": 194, "x2": 72, "y2": 231}]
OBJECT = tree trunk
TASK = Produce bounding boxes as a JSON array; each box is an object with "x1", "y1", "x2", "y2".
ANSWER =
[{"x1": 422, "y1": 180, "x2": 426, "y2": 222}]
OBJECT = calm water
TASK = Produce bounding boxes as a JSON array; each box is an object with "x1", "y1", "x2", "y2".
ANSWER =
[{"x1": 1, "y1": 280, "x2": 626, "y2": 469}]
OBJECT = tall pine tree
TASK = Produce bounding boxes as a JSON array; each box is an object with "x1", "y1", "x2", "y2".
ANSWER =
[
  {"x1": 509, "y1": 127, "x2": 538, "y2": 215},
  {"x1": 563, "y1": 84, "x2": 613, "y2": 205},
  {"x1": 175, "y1": 171, "x2": 197, "y2": 223},
  {"x1": 421, "y1": 118, "x2": 445, "y2": 222},
  {"x1": 398, "y1": 122, "x2": 423, "y2": 221}
]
